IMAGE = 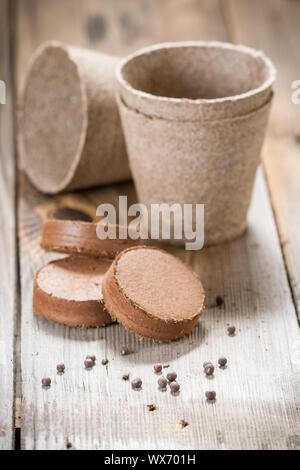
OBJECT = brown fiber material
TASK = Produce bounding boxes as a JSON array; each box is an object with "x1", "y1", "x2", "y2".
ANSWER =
[
  {"x1": 102, "y1": 246, "x2": 205, "y2": 342},
  {"x1": 41, "y1": 220, "x2": 138, "y2": 258},
  {"x1": 33, "y1": 256, "x2": 113, "y2": 327},
  {"x1": 116, "y1": 41, "x2": 275, "y2": 246},
  {"x1": 19, "y1": 41, "x2": 130, "y2": 194}
]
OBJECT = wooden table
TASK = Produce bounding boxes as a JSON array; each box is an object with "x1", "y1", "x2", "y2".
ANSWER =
[{"x1": 1, "y1": 0, "x2": 299, "y2": 450}]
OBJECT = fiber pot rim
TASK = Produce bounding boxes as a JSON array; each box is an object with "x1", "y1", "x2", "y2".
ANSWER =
[
  {"x1": 116, "y1": 41, "x2": 276, "y2": 121},
  {"x1": 19, "y1": 40, "x2": 89, "y2": 194}
]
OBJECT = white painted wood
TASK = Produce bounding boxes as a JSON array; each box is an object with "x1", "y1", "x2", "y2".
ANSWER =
[
  {"x1": 19, "y1": 169, "x2": 300, "y2": 450},
  {"x1": 228, "y1": 0, "x2": 300, "y2": 319},
  {"x1": 0, "y1": 0, "x2": 17, "y2": 451},
  {"x1": 17, "y1": 0, "x2": 300, "y2": 450}
]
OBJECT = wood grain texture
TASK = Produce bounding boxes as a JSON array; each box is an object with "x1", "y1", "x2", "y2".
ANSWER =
[
  {"x1": 0, "y1": 0, "x2": 17, "y2": 451},
  {"x1": 16, "y1": 0, "x2": 300, "y2": 450},
  {"x1": 225, "y1": 0, "x2": 300, "y2": 318}
]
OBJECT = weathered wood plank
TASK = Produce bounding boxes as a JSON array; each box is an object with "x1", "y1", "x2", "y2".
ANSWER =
[
  {"x1": 225, "y1": 0, "x2": 300, "y2": 318},
  {"x1": 16, "y1": 0, "x2": 300, "y2": 450},
  {"x1": 0, "y1": 0, "x2": 17, "y2": 451}
]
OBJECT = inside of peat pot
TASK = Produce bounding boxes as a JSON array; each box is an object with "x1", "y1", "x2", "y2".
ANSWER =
[
  {"x1": 121, "y1": 45, "x2": 270, "y2": 100},
  {"x1": 21, "y1": 44, "x2": 86, "y2": 193}
]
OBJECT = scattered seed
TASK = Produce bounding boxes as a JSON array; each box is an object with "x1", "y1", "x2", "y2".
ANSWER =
[
  {"x1": 42, "y1": 377, "x2": 51, "y2": 387},
  {"x1": 120, "y1": 346, "x2": 130, "y2": 356},
  {"x1": 216, "y1": 295, "x2": 224, "y2": 306},
  {"x1": 170, "y1": 381, "x2": 180, "y2": 393},
  {"x1": 177, "y1": 419, "x2": 189, "y2": 429},
  {"x1": 84, "y1": 358, "x2": 94, "y2": 369},
  {"x1": 86, "y1": 355, "x2": 96, "y2": 363},
  {"x1": 154, "y1": 364, "x2": 162, "y2": 373},
  {"x1": 204, "y1": 365, "x2": 214, "y2": 376},
  {"x1": 56, "y1": 363, "x2": 65, "y2": 374},
  {"x1": 147, "y1": 404, "x2": 157, "y2": 411},
  {"x1": 158, "y1": 377, "x2": 168, "y2": 389},
  {"x1": 166, "y1": 371, "x2": 177, "y2": 382},
  {"x1": 203, "y1": 361, "x2": 213, "y2": 369},
  {"x1": 163, "y1": 364, "x2": 170, "y2": 368},
  {"x1": 131, "y1": 377, "x2": 142, "y2": 389},
  {"x1": 122, "y1": 373, "x2": 130, "y2": 381},
  {"x1": 205, "y1": 391, "x2": 216, "y2": 401},
  {"x1": 218, "y1": 357, "x2": 227, "y2": 368},
  {"x1": 227, "y1": 326, "x2": 236, "y2": 336},
  {"x1": 101, "y1": 359, "x2": 108, "y2": 366}
]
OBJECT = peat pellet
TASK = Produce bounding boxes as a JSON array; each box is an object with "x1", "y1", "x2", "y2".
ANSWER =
[
  {"x1": 102, "y1": 246, "x2": 205, "y2": 342},
  {"x1": 170, "y1": 381, "x2": 180, "y2": 393},
  {"x1": 167, "y1": 372, "x2": 177, "y2": 382},
  {"x1": 131, "y1": 377, "x2": 142, "y2": 390},
  {"x1": 42, "y1": 378, "x2": 51, "y2": 387},
  {"x1": 33, "y1": 255, "x2": 113, "y2": 327},
  {"x1": 41, "y1": 220, "x2": 137, "y2": 258},
  {"x1": 20, "y1": 41, "x2": 130, "y2": 194},
  {"x1": 154, "y1": 364, "x2": 162, "y2": 373}
]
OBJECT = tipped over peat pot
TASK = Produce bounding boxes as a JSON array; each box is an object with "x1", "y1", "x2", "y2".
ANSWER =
[
  {"x1": 19, "y1": 41, "x2": 130, "y2": 194},
  {"x1": 116, "y1": 41, "x2": 276, "y2": 246}
]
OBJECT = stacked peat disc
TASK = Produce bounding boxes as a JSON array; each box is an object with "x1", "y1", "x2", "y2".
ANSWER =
[
  {"x1": 34, "y1": 212, "x2": 137, "y2": 328},
  {"x1": 34, "y1": 213, "x2": 205, "y2": 340}
]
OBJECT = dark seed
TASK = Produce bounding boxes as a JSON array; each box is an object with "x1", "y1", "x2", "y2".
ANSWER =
[
  {"x1": 120, "y1": 346, "x2": 130, "y2": 356},
  {"x1": 178, "y1": 419, "x2": 189, "y2": 429},
  {"x1": 42, "y1": 377, "x2": 51, "y2": 387},
  {"x1": 170, "y1": 381, "x2": 180, "y2": 393},
  {"x1": 218, "y1": 357, "x2": 227, "y2": 367},
  {"x1": 101, "y1": 359, "x2": 108, "y2": 366},
  {"x1": 86, "y1": 355, "x2": 96, "y2": 363},
  {"x1": 166, "y1": 371, "x2": 177, "y2": 382},
  {"x1": 204, "y1": 365, "x2": 214, "y2": 376},
  {"x1": 147, "y1": 404, "x2": 156, "y2": 411},
  {"x1": 56, "y1": 363, "x2": 65, "y2": 373},
  {"x1": 131, "y1": 377, "x2": 142, "y2": 389},
  {"x1": 122, "y1": 374, "x2": 130, "y2": 381},
  {"x1": 154, "y1": 364, "x2": 162, "y2": 373},
  {"x1": 163, "y1": 364, "x2": 170, "y2": 368},
  {"x1": 84, "y1": 358, "x2": 94, "y2": 369},
  {"x1": 205, "y1": 391, "x2": 216, "y2": 401},
  {"x1": 216, "y1": 295, "x2": 224, "y2": 307},
  {"x1": 227, "y1": 326, "x2": 236, "y2": 336},
  {"x1": 158, "y1": 377, "x2": 168, "y2": 389},
  {"x1": 203, "y1": 361, "x2": 213, "y2": 369}
]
